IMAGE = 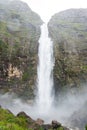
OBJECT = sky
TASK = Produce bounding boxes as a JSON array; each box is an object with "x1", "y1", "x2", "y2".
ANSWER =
[{"x1": 21, "y1": 0, "x2": 87, "y2": 22}]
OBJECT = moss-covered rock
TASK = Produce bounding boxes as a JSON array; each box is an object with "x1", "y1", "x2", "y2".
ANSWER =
[
  {"x1": 48, "y1": 9, "x2": 87, "y2": 92},
  {"x1": 0, "y1": 0, "x2": 43, "y2": 98}
]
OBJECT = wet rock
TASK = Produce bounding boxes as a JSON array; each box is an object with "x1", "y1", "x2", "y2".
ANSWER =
[
  {"x1": 52, "y1": 120, "x2": 61, "y2": 129},
  {"x1": 42, "y1": 124, "x2": 52, "y2": 130},
  {"x1": 36, "y1": 118, "x2": 44, "y2": 125}
]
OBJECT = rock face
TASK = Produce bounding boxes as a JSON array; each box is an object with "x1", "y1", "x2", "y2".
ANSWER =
[
  {"x1": 48, "y1": 9, "x2": 87, "y2": 92},
  {"x1": 0, "y1": 0, "x2": 43, "y2": 98}
]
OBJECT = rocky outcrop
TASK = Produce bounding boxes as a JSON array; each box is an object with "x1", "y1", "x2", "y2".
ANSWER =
[
  {"x1": 36, "y1": 118, "x2": 44, "y2": 125},
  {"x1": 0, "y1": 0, "x2": 43, "y2": 98},
  {"x1": 48, "y1": 9, "x2": 87, "y2": 92},
  {"x1": 0, "y1": 106, "x2": 70, "y2": 130}
]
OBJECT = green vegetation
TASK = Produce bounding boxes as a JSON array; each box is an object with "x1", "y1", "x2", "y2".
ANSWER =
[
  {"x1": 0, "y1": 40, "x2": 9, "y2": 79},
  {"x1": 0, "y1": 107, "x2": 65, "y2": 130},
  {"x1": 0, "y1": 0, "x2": 42, "y2": 97},
  {"x1": 48, "y1": 9, "x2": 87, "y2": 89},
  {"x1": 0, "y1": 108, "x2": 28, "y2": 130},
  {"x1": 0, "y1": 40, "x2": 8, "y2": 56}
]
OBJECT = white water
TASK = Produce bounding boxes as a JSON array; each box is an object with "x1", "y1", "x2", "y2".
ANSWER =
[{"x1": 36, "y1": 23, "x2": 54, "y2": 114}]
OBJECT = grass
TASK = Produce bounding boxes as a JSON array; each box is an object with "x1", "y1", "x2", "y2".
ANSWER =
[
  {"x1": 0, "y1": 108, "x2": 28, "y2": 130},
  {"x1": 0, "y1": 107, "x2": 66, "y2": 130}
]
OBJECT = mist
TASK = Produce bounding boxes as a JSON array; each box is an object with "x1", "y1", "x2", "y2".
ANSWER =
[
  {"x1": 0, "y1": 84, "x2": 87, "y2": 129},
  {"x1": 0, "y1": 0, "x2": 12, "y2": 4},
  {"x1": 21, "y1": 0, "x2": 87, "y2": 22}
]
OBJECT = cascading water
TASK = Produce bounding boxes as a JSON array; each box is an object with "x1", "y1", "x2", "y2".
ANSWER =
[{"x1": 36, "y1": 23, "x2": 54, "y2": 115}]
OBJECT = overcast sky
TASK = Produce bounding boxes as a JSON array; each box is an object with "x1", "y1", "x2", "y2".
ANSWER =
[{"x1": 21, "y1": 0, "x2": 87, "y2": 22}]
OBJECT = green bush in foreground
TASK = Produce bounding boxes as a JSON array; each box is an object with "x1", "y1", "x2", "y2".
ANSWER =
[
  {"x1": 0, "y1": 107, "x2": 65, "y2": 130},
  {"x1": 0, "y1": 108, "x2": 28, "y2": 130}
]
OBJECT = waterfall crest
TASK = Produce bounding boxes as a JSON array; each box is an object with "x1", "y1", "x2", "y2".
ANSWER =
[{"x1": 36, "y1": 23, "x2": 54, "y2": 114}]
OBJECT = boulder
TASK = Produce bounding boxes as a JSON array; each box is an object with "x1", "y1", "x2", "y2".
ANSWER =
[
  {"x1": 52, "y1": 120, "x2": 61, "y2": 129},
  {"x1": 17, "y1": 111, "x2": 34, "y2": 123},
  {"x1": 36, "y1": 118, "x2": 44, "y2": 125},
  {"x1": 42, "y1": 124, "x2": 52, "y2": 130}
]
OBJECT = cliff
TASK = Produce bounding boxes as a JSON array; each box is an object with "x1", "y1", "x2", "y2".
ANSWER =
[
  {"x1": 0, "y1": 0, "x2": 43, "y2": 98},
  {"x1": 48, "y1": 9, "x2": 87, "y2": 92}
]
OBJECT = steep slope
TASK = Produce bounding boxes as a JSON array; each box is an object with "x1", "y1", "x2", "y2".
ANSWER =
[
  {"x1": 48, "y1": 9, "x2": 87, "y2": 92},
  {"x1": 0, "y1": 0, "x2": 43, "y2": 98}
]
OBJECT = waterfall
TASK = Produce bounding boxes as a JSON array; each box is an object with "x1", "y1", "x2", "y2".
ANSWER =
[{"x1": 36, "y1": 23, "x2": 54, "y2": 114}]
